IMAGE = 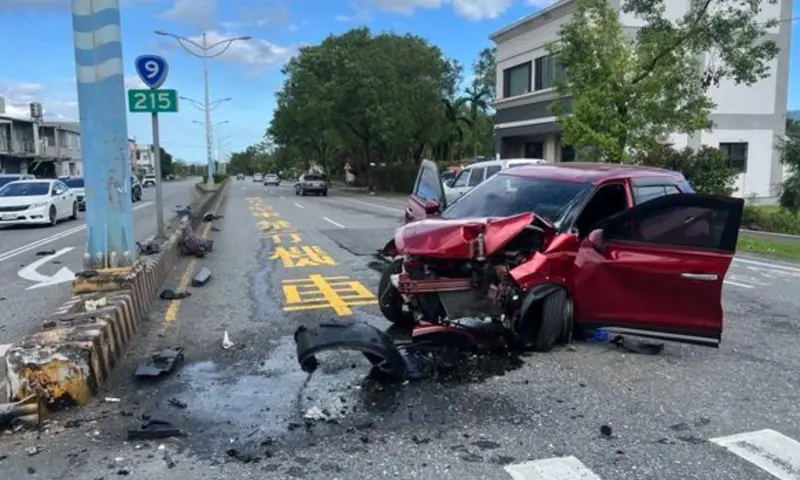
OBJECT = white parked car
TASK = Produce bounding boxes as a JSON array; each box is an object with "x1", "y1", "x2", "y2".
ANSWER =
[
  {"x1": 0, "y1": 179, "x2": 79, "y2": 227},
  {"x1": 253, "y1": 173, "x2": 263, "y2": 183},
  {"x1": 443, "y1": 158, "x2": 546, "y2": 204},
  {"x1": 142, "y1": 174, "x2": 157, "y2": 187}
]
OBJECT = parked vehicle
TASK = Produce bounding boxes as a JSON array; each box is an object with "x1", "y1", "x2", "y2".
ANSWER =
[
  {"x1": 142, "y1": 174, "x2": 157, "y2": 187},
  {"x1": 295, "y1": 173, "x2": 328, "y2": 196},
  {"x1": 0, "y1": 179, "x2": 79, "y2": 226},
  {"x1": 264, "y1": 173, "x2": 281, "y2": 186},
  {"x1": 372, "y1": 160, "x2": 743, "y2": 353},
  {"x1": 63, "y1": 176, "x2": 86, "y2": 211},
  {"x1": 442, "y1": 158, "x2": 546, "y2": 204},
  {"x1": 237, "y1": 173, "x2": 245, "y2": 180},
  {"x1": 253, "y1": 173, "x2": 263, "y2": 183},
  {"x1": 0, "y1": 174, "x2": 36, "y2": 188}
]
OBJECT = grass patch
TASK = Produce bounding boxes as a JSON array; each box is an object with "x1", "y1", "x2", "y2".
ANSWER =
[
  {"x1": 742, "y1": 205, "x2": 800, "y2": 235},
  {"x1": 737, "y1": 236, "x2": 800, "y2": 261}
]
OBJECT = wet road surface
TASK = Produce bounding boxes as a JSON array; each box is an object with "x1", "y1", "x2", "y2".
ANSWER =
[{"x1": 0, "y1": 180, "x2": 799, "y2": 479}]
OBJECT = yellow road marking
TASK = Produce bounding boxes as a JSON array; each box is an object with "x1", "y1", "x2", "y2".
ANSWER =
[
  {"x1": 281, "y1": 274, "x2": 377, "y2": 316},
  {"x1": 161, "y1": 191, "x2": 225, "y2": 332}
]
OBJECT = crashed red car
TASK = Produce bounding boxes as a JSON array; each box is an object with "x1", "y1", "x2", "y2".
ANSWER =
[
  {"x1": 378, "y1": 160, "x2": 743, "y2": 351},
  {"x1": 293, "y1": 160, "x2": 743, "y2": 382}
]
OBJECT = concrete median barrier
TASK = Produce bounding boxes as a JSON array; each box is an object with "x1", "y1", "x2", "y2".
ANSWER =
[{"x1": 3, "y1": 179, "x2": 228, "y2": 409}]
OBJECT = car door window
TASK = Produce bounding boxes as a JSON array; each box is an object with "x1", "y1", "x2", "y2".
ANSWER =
[
  {"x1": 451, "y1": 170, "x2": 470, "y2": 188},
  {"x1": 485, "y1": 165, "x2": 502, "y2": 179},
  {"x1": 603, "y1": 194, "x2": 743, "y2": 252},
  {"x1": 467, "y1": 167, "x2": 486, "y2": 187},
  {"x1": 633, "y1": 184, "x2": 682, "y2": 204},
  {"x1": 574, "y1": 183, "x2": 630, "y2": 237},
  {"x1": 52, "y1": 184, "x2": 63, "y2": 195},
  {"x1": 415, "y1": 164, "x2": 441, "y2": 202}
]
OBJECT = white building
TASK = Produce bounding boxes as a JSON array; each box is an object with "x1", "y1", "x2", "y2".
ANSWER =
[
  {"x1": 132, "y1": 143, "x2": 155, "y2": 174},
  {"x1": 491, "y1": 0, "x2": 793, "y2": 201}
]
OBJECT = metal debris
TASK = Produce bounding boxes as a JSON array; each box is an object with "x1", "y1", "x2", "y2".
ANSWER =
[
  {"x1": 159, "y1": 289, "x2": 191, "y2": 300},
  {"x1": 222, "y1": 331, "x2": 234, "y2": 350},
  {"x1": 191, "y1": 267, "x2": 212, "y2": 287},
  {"x1": 84, "y1": 297, "x2": 108, "y2": 311},
  {"x1": 0, "y1": 395, "x2": 45, "y2": 429},
  {"x1": 127, "y1": 419, "x2": 184, "y2": 441},
  {"x1": 134, "y1": 348, "x2": 185, "y2": 378}
]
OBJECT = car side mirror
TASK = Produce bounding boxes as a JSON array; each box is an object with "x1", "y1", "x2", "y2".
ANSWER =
[
  {"x1": 423, "y1": 200, "x2": 440, "y2": 215},
  {"x1": 587, "y1": 228, "x2": 604, "y2": 252}
]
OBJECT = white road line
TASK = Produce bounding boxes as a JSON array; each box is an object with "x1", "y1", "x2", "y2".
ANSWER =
[
  {"x1": 711, "y1": 429, "x2": 800, "y2": 480},
  {"x1": 294, "y1": 203, "x2": 304, "y2": 209},
  {"x1": 337, "y1": 196, "x2": 405, "y2": 214},
  {"x1": 724, "y1": 279, "x2": 755, "y2": 289},
  {"x1": 504, "y1": 456, "x2": 603, "y2": 480},
  {"x1": 735, "y1": 257, "x2": 800, "y2": 273},
  {"x1": 323, "y1": 217, "x2": 345, "y2": 228},
  {"x1": 0, "y1": 201, "x2": 153, "y2": 264}
]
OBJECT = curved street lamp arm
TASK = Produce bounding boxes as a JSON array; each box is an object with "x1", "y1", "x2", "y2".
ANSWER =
[
  {"x1": 203, "y1": 40, "x2": 238, "y2": 59},
  {"x1": 175, "y1": 38, "x2": 207, "y2": 58}
]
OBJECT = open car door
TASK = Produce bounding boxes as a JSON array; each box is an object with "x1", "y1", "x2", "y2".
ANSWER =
[
  {"x1": 572, "y1": 193, "x2": 744, "y2": 347},
  {"x1": 405, "y1": 159, "x2": 447, "y2": 223}
]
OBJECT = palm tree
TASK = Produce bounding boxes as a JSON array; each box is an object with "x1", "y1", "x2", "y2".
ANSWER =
[
  {"x1": 462, "y1": 84, "x2": 490, "y2": 157},
  {"x1": 441, "y1": 98, "x2": 472, "y2": 162}
]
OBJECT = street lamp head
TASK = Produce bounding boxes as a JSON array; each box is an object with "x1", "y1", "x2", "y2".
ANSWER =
[
  {"x1": 154, "y1": 30, "x2": 168, "y2": 36},
  {"x1": 239, "y1": 36, "x2": 253, "y2": 41},
  {"x1": 222, "y1": 97, "x2": 232, "y2": 102}
]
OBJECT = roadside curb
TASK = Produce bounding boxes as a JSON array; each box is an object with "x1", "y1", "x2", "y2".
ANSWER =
[{"x1": 3, "y1": 179, "x2": 229, "y2": 409}]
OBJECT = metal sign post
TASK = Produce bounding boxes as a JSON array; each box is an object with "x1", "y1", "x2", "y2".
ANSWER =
[{"x1": 129, "y1": 54, "x2": 178, "y2": 240}]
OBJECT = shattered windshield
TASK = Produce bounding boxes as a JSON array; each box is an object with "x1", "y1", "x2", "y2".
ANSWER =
[{"x1": 441, "y1": 172, "x2": 591, "y2": 225}]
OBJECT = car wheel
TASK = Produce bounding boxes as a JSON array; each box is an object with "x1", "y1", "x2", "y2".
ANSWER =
[
  {"x1": 532, "y1": 288, "x2": 571, "y2": 352},
  {"x1": 322, "y1": 190, "x2": 328, "y2": 196},
  {"x1": 377, "y1": 259, "x2": 415, "y2": 328},
  {"x1": 295, "y1": 188, "x2": 300, "y2": 195},
  {"x1": 48, "y1": 205, "x2": 57, "y2": 226},
  {"x1": 69, "y1": 202, "x2": 78, "y2": 220},
  {"x1": 301, "y1": 189, "x2": 307, "y2": 196}
]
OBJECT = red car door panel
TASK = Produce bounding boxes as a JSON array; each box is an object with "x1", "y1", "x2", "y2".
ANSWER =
[
  {"x1": 405, "y1": 160, "x2": 447, "y2": 223},
  {"x1": 572, "y1": 193, "x2": 744, "y2": 347}
]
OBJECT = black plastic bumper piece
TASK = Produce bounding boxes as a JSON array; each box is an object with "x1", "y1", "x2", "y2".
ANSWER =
[
  {"x1": 191, "y1": 267, "x2": 212, "y2": 287},
  {"x1": 294, "y1": 323, "x2": 420, "y2": 383}
]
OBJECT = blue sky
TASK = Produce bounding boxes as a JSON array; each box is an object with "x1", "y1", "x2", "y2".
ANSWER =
[{"x1": 0, "y1": 0, "x2": 798, "y2": 164}]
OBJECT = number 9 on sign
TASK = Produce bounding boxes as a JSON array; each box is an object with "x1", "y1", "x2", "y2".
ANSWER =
[{"x1": 134, "y1": 55, "x2": 169, "y2": 89}]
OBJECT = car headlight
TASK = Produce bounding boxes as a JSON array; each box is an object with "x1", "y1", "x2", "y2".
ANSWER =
[{"x1": 29, "y1": 201, "x2": 49, "y2": 209}]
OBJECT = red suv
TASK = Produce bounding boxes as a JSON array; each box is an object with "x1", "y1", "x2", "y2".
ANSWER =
[{"x1": 377, "y1": 160, "x2": 744, "y2": 352}]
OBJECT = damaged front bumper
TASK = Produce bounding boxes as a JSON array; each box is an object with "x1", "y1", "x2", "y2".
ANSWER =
[{"x1": 294, "y1": 323, "x2": 415, "y2": 382}]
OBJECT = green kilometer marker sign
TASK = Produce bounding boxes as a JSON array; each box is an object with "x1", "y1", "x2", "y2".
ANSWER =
[{"x1": 127, "y1": 89, "x2": 179, "y2": 113}]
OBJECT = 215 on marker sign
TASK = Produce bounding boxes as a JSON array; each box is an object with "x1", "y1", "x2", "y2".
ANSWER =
[{"x1": 127, "y1": 89, "x2": 179, "y2": 113}]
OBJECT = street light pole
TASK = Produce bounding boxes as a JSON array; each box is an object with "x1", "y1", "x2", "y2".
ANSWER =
[
  {"x1": 72, "y1": 0, "x2": 134, "y2": 269},
  {"x1": 154, "y1": 30, "x2": 251, "y2": 187}
]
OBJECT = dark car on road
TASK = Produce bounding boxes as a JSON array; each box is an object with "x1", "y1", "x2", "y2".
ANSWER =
[
  {"x1": 63, "y1": 176, "x2": 141, "y2": 210},
  {"x1": 295, "y1": 173, "x2": 328, "y2": 196},
  {"x1": 0, "y1": 174, "x2": 36, "y2": 188}
]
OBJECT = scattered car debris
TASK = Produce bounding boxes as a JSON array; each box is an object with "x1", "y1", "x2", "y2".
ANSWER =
[
  {"x1": 104, "y1": 397, "x2": 121, "y2": 403},
  {"x1": 75, "y1": 269, "x2": 98, "y2": 279},
  {"x1": 136, "y1": 241, "x2": 160, "y2": 256},
  {"x1": 202, "y1": 213, "x2": 224, "y2": 222},
  {"x1": 0, "y1": 395, "x2": 44, "y2": 429},
  {"x1": 211, "y1": 226, "x2": 221, "y2": 232},
  {"x1": 25, "y1": 446, "x2": 42, "y2": 457},
  {"x1": 180, "y1": 224, "x2": 213, "y2": 258},
  {"x1": 167, "y1": 398, "x2": 187, "y2": 409},
  {"x1": 225, "y1": 448, "x2": 259, "y2": 463},
  {"x1": 583, "y1": 329, "x2": 664, "y2": 355},
  {"x1": 303, "y1": 406, "x2": 328, "y2": 421},
  {"x1": 35, "y1": 249, "x2": 55, "y2": 256},
  {"x1": 600, "y1": 425, "x2": 613, "y2": 438},
  {"x1": 191, "y1": 267, "x2": 212, "y2": 287},
  {"x1": 222, "y1": 331, "x2": 234, "y2": 350},
  {"x1": 134, "y1": 348, "x2": 185, "y2": 377},
  {"x1": 84, "y1": 297, "x2": 108, "y2": 311},
  {"x1": 127, "y1": 419, "x2": 184, "y2": 440},
  {"x1": 159, "y1": 289, "x2": 191, "y2": 300}
]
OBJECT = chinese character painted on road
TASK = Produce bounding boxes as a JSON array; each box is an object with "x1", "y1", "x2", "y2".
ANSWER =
[
  {"x1": 271, "y1": 246, "x2": 337, "y2": 268},
  {"x1": 272, "y1": 233, "x2": 302, "y2": 244},
  {"x1": 282, "y1": 275, "x2": 377, "y2": 316},
  {"x1": 258, "y1": 220, "x2": 294, "y2": 232},
  {"x1": 253, "y1": 209, "x2": 280, "y2": 219}
]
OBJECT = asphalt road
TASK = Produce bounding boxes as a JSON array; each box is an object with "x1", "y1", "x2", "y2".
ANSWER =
[
  {"x1": 0, "y1": 178, "x2": 200, "y2": 358},
  {"x1": 0, "y1": 179, "x2": 799, "y2": 480}
]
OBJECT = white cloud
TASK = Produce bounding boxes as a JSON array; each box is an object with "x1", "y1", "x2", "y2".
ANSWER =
[
  {"x1": 363, "y1": 0, "x2": 514, "y2": 21},
  {"x1": 336, "y1": 2, "x2": 374, "y2": 22},
  {"x1": 159, "y1": 0, "x2": 216, "y2": 29},
  {"x1": 124, "y1": 76, "x2": 147, "y2": 89},
  {"x1": 0, "y1": 0, "x2": 159, "y2": 13},
  {"x1": 0, "y1": 80, "x2": 78, "y2": 120},
  {"x1": 160, "y1": 30, "x2": 296, "y2": 71}
]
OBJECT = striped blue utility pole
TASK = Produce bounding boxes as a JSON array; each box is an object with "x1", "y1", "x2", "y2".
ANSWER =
[{"x1": 72, "y1": 0, "x2": 135, "y2": 269}]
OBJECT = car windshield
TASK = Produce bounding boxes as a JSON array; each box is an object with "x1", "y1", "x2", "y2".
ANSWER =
[
  {"x1": 0, "y1": 181, "x2": 51, "y2": 197},
  {"x1": 0, "y1": 176, "x2": 21, "y2": 187},
  {"x1": 441, "y1": 173, "x2": 591, "y2": 225},
  {"x1": 64, "y1": 178, "x2": 84, "y2": 188}
]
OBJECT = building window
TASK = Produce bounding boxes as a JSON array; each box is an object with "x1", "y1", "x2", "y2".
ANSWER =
[
  {"x1": 534, "y1": 54, "x2": 566, "y2": 91},
  {"x1": 525, "y1": 141, "x2": 544, "y2": 158},
  {"x1": 503, "y1": 62, "x2": 532, "y2": 98},
  {"x1": 719, "y1": 142, "x2": 748, "y2": 172}
]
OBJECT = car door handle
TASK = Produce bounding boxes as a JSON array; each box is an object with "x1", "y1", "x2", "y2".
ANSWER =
[
  {"x1": 405, "y1": 208, "x2": 413, "y2": 216},
  {"x1": 681, "y1": 273, "x2": 718, "y2": 281}
]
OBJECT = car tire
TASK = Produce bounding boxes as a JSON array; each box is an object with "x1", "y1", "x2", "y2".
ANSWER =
[
  {"x1": 377, "y1": 259, "x2": 415, "y2": 328},
  {"x1": 295, "y1": 188, "x2": 300, "y2": 195},
  {"x1": 48, "y1": 205, "x2": 57, "y2": 226},
  {"x1": 69, "y1": 202, "x2": 78, "y2": 220},
  {"x1": 322, "y1": 190, "x2": 328, "y2": 196},
  {"x1": 533, "y1": 288, "x2": 571, "y2": 352},
  {"x1": 301, "y1": 189, "x2": 307, "y2": 196}
]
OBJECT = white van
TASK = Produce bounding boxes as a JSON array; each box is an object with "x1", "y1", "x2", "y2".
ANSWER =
[{"x1": 443, "y1": 158, "x2": 545, "y2": 204}]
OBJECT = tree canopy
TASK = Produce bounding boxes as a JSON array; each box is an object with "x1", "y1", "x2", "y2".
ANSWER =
[{"x1": 550, "y1": 0, "x2": 781, "y2": 162}]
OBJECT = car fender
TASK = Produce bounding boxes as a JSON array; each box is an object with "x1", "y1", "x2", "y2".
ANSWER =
[{"x1": 380, "y1": 238, "x2": 398, "y2": 257}]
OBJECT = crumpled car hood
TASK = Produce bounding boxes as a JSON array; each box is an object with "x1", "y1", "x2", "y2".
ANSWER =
[{"x1": 394, "y1": 212, "x2": 552, "y2": 259}]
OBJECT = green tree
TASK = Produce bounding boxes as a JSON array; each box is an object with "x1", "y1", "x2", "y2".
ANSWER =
[
  {"x1": 778, "y1": 126, "x2": 800, "y2": 212},
  {"x1": 471, "y1": 47, "x2": 496, "y2": 104},
  {"x1": 634, "y1": 144, "x2": 738, "y2": 196},
  {"x1": 550, "y1": 0, "x2": 780, "y2": 162},
  {"x1": 158, "y1": 147, "x2": 173, "y2": 179}
]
